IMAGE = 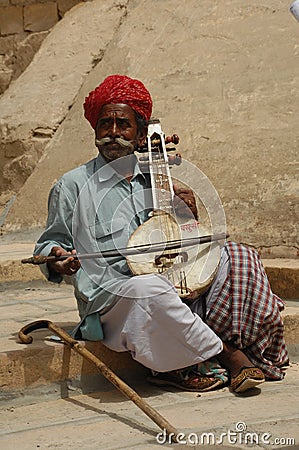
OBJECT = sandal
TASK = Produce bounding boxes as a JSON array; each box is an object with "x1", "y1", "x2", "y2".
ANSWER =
[
  {"x1": 147, "y1": 367, "x2": 226, "y2": 392},
  {"x1": 230, "y1": 367, "x2": 265, "y2": 393}
]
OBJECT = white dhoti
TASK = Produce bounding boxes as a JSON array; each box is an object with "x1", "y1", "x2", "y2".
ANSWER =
[{"x1": 101, "y1": 274, "x2": 223, "y2": 372}]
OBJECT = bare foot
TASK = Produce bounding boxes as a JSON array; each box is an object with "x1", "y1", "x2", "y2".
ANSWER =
[{"x1": 217, "y1": 342, "x2": 255, "y2": 378}]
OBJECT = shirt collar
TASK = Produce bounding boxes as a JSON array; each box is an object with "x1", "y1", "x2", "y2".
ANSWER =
[{"x1": 94, "y1": 153, "x2": 146, "y2": 182}]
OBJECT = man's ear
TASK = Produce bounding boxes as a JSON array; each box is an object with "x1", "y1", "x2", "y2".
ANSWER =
[{"x1": 137, "y1": 126, "x2": 148, "y2": 148}]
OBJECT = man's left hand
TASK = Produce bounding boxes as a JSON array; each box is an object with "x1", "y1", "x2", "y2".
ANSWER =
[{"x1": 173, "y1": 184, "x2": 198, "y2": 219}]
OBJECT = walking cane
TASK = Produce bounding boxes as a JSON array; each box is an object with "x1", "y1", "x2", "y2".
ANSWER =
[{"x1": 18, "y1": 319, "x2": 180, "y2": 442}]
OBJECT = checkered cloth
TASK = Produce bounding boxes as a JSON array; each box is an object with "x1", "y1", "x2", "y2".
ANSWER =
[{"x1": 205, "y1": 241, "x2": 289, "y2": 380}]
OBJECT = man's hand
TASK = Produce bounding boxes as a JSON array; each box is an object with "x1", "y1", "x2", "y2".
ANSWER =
[
  {"x1": 173, "y1": 184, "x2": 198, "y2": 219},
  {"x1": 47, "y1": 246, "x2": 81, "y2": 276}
]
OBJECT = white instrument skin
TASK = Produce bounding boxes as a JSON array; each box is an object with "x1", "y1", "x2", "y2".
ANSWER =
[{"x1": 126, "y1": 120, "x2": 220, "y2": 300}]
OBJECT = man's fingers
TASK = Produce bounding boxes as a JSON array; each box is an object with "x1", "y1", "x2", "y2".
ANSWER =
[
  {"x1": 173, "y1": 184, "x2": 191, "y2": 195},
  {"x1": 48, "y1": 248, "x2": 80, "y2": 276},
  {"x1": 173, "y1": 191, "x2": 198, "y2": 219}
]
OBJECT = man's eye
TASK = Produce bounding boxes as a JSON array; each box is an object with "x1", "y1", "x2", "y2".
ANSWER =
[
  {"x1": 118, "y1": 120, "x2": 130, "y2": 129},
  {"x1": 97, "y1": 120, "x2": 110, "y2": 129}
]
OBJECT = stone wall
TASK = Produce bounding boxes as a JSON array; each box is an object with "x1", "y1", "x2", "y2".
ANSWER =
[
  {"x1": 0, "y1": 0, "x2": 85, "y2": 94},
  {"x1": 0, "y1": 0, "x2": 129, "y2": 218}
]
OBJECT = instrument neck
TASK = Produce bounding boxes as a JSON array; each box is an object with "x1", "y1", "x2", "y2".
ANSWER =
[{"x1": 147, "y1": 124, "x2": 175, "y2": 216}]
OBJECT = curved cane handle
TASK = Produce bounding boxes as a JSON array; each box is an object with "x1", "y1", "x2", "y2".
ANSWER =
[{"x1": 18, "y1": 319, "x2": 52, "y2": 344}]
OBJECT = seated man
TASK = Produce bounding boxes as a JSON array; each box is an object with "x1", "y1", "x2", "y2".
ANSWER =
[{"x1": 35, "y1": 74, "x2": 289, "y2": 394}]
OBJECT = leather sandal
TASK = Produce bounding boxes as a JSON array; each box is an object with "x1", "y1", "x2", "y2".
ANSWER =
[{"x1": 230, "y1": 367, "x2": 265, "y2": 393}]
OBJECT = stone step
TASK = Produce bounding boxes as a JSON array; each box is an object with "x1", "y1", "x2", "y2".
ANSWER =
[
  {"x1": 0, "y1": 279, "x2": 298, "y2": 405},
  {"x1": 0, "y1": 278, "x2": 298, "y2": 449},
  {"x1": 0, "y1": 240, "x2": 298, "y2": 404}
]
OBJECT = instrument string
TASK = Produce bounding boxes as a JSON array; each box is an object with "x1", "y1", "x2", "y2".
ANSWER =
[
  {"x1": 162, "y1": 134, "x2": 174, "y2": 250},
  {"x1": 149, "y1": 134, "x2": 164, "y2": 273},
  {"x1": 158, "y1": 131, "x2": 187, "y2": 290},
  {"x1": 154, "y1": 136, "x2": 165, "y2": 266},
  {"x1": 150, "y1": 129, "x2": 179, "y2": 274}
]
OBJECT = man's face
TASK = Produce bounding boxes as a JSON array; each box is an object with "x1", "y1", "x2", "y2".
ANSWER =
[{"x1": 95, "y1": 104, "x2": 143, "y2": 162}]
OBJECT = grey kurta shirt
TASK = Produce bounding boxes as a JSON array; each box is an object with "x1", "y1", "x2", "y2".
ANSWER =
[{"x1": 35, "y1": 153, "x2": 152, "y2": 340}]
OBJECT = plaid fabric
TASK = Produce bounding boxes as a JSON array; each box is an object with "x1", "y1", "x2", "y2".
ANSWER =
[{"x1": 205, "y1": 241, "x2": 289, "y2": 380}]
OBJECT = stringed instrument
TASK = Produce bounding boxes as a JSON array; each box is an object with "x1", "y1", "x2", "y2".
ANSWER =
[{"x1": 126, "y1": 119, "x2": 221, "y2": 300}]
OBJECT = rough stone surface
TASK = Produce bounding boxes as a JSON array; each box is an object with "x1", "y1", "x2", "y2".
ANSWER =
[
  {"x1": 0, "y1": 5, "x2": 23, "y2": 35},
  {"x1": 0, "y1": 0, "x2": 129, "y2": 203},
  {"x1": 0, "y1": 0, "x2": 297, "y2": 257},
  {"x1": 23, "y1": 2, "x2": 59, "y2": 32},
  {"x1": 12, "y1": 31, "x2": 49, "y2": 79},
  {"x1": 57, "y1": 0, "x2": 81, "y2": 17},
  {"x1": 0, "y1": 34, "x2": 15, "y2": 54},
  {"x1": 264, "y1": 259, "x2": 299, "y2": 300},
  {"x1": 0, "y1": 58, "x2": 13, "y2": 93}
]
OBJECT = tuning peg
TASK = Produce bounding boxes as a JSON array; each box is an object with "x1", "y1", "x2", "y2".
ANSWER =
[
  {"x1": 168, "y1": 153, "x2": 182, "y2": 166},
  {"x1": 165, "y1": 134, "x2": 180, "y2": 145}
]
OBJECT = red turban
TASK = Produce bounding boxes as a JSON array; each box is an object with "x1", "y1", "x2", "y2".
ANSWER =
[{"x1": 83, "y1": 74, "x2": 153, "y2": 130}]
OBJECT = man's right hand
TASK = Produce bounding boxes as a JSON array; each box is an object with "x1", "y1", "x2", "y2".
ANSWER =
[{"x1": 47, "y1": 246, "x2": 81, "y2": 276}]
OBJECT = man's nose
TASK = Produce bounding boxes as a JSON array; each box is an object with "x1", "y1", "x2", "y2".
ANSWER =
[{"x1": 110, "y1": 119, "x2": 121, "y2": 137}]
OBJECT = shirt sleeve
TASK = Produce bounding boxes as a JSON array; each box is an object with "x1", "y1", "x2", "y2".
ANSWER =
[{"x1": 34, "y1": 178, "x2": 76, "y2": 283}]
